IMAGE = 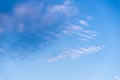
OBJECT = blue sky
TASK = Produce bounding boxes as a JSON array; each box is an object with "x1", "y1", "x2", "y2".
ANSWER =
[{"x1": 0, "y1": 0, "x2": 120, "y2": 80}]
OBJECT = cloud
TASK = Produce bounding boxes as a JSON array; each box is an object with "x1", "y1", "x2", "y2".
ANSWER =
[
  {"x1": 46, "y1": 24, "x2": 98, "y2": 42},
  {"x1": 60, "y1": 24, "x2": 98, "y2": 41},
  {"x1": 47, "y1": 46, "x2": 102, "y2": 62},
  {"x1": 0, "y1": 0, "x2": 79, "y2": 60},
  {"x1": 0, "y1": 48, "x2": 6, "y2": 52},
  {"x1": 115, "y1": 75, "x2": 120, "y2": 80},
  {"x1": 79, "y1": 20, "x2": 89, "y2": 26},
  {"x1": 0, "y1": 0, "x2": 102, "y2": 62},
  {"x1": 13, "y1": 2, "x2": 43, "y2": 17},
  {"x1": 86, "y1": 16, "x2": 93, "y2": 20},
  {"x1": 43, "y1": 0, "x2": 77, "y2": 24},
  {"x1": 0, "y1": 28, "x2": 4, "y2": 33}
]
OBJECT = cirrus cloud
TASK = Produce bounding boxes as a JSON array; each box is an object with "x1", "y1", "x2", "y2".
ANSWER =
[{"x1": 0, "y1": 0, "x2": 102, "y2": 62}]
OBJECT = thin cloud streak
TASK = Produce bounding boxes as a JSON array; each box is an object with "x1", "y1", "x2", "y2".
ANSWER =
[
  {"x1": 0, "y1": 0, "x2": 102, "y2": 62},
  {"x1": 86, "y1": 16, "x2": 93, "y2": 20},
  {"x1": 61, "y1": 25, "x2": 98, "y2": 41},
  {"x1": 79, "y1": 20, "x2": 89, "y2": 26},
  {"x1": 47, "y1": 46, "x2": 102, "y2": 62}
]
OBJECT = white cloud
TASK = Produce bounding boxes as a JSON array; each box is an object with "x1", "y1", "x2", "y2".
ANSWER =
[
  {"x1": 47, "y1": 46, "x2": 102, "y2": 62},
  {"x1": 86, "y1": 16, "x2": 93, "y2": 20},
  {"x1": 14, "y1": 4, "x2": 28, "y2": 16},
  {"x1": 115, "y1": 75, "x2": 120, "y2": 80},
  {"x1": 61, "y1": 24, "x2": 98, "y2": 41},
  {"x1": 0, "y1": 0, "x2": 102, "y2": 62},
  {"x1": 14, "y1": 2, "x2": 43, "y2": 18},
  {"x1": 79, "y1": 20, "x2": 89, "y2": 26},
  {"x1": 43, "y1": 0, "x2": 77, "y2": 23}
]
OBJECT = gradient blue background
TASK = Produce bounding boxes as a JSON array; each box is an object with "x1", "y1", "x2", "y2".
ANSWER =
[{"x1": 0, "y1": 0, "x2": 120, "y2": 80}]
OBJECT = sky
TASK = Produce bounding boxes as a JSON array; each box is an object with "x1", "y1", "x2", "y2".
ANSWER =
[{"x1": 0, "y1": 0, "x2": 120, "y2": 80}]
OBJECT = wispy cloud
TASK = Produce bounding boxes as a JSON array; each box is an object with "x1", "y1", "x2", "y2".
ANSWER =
[
  {"x1": 0, "y1": 1, "x2": 79, "y2": 60},
  {"x1": 115, "y1": 75, "x2": 120, "y2": 80},
  {"x1": 0, "y1": 0, "x2": 102, "y2": 62},
  {"x1": 13, "y1": 2, "x2": 43, "y2": 18},
  {"x1": 86, "y1": 16, "x2": 93, "y2": 20},
  {"x1": 43, "y1": 0, "x2": 77, "y2": 24},
  {"x1": 79, "y1": 20, "x2": 89, "y2": 26},
  {"x1": 47, "y1": 46, "x2": 102, "y2": 62},
  {"x1": 46, "y1": 24, "x2": 98, "y2": 41},
  {"x1": 0, "y1": 48, "x2": 6, "y2": 52},
  {"x1": 60, "y1": 24, "x2": 98, "y2": 41}
]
